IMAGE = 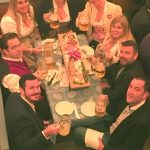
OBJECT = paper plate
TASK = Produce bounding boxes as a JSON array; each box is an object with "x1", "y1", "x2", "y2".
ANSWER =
[
  {"x1": 80, "y1": 45, "x2": 94, "y2": 58},
  {"x1": 55, "y1": 101, "x2": 74, "y2": 115},
  {"x1": 81, "y1": 101, "x2": 96, "y2": 117}
]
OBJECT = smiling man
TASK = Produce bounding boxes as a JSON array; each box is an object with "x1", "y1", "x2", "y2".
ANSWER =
[
  {"x1": 5, "y1": 74, "x2": 60, "y2": 150},
  {"x1": 74, "y1": 76, "x2": 150, "y2": 150}
]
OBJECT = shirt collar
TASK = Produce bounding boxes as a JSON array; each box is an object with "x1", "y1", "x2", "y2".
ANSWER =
[
  {"x1": 21, "y1": 95, "x2": 36, "y2": 112},
  {"x1": 2, "y1": 55, "x2": 23, "y2": 62},
  {"x1": 129, "y1": 100, "x2": 146, "y2": 111}
]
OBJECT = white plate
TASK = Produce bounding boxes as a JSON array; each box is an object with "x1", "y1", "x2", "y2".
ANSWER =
[
  {"x1": 80, "y1": 45, "x2": 94, "y2": 58},
  {"x1": 55, "y1": 101, "x2": 74, "y2": 115},
  {"x1": 81, "y1": 101, "x2": 96, "y2": 117}
]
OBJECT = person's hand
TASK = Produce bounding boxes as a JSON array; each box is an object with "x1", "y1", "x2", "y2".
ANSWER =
[
  {"x1": 106, "y1": 53, "x2": 113, "y2": 61},
  {"x1": 100, "y1": 80, "x2": 110, "y2": 90},
  {"x1": 43, "y1": 12, "x2": 51, "y2": 22},
  {"x1": 96, "y1": 137, "x2": 104, "y2": 150},
  {"x1": 43, "y1": 123, "x2": 60, "y2": 137},
  {"x1": 32, "y1": 47, "x2": 42, "y2": 54}
]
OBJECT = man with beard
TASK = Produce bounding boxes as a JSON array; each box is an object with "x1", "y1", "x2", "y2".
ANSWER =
[
  {"x1": 99, "y1": 40, "x2": 144, "y2": 115},
  {"x1": 5, "y1": 74, "x2": 60, "y2": 150}
]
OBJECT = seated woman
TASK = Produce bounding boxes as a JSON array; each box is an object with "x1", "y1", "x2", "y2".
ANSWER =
[
  {"x1": 76, "y1": 0, "x2": 122, "y2": 49},
  {"x1": 95, "y1": 15, "x2": 134, "y2": 66},
  {"x1": 0, "y1": 0, "x2": 41, "y2": 70},
  {"x1": 43, "y1": 0, "x2": 71, "y2": 37}
]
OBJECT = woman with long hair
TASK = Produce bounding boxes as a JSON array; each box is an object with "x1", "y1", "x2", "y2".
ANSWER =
[
  {"x1": 76, "y1": 0, "x2": 122, "y2": 49},
  {"x1": 95, "y1": 15, "x2": 135, "y2": 66}
]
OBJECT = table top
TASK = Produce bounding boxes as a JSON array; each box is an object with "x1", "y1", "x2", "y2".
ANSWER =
[
  {"x1": 44, "y1": 76, "x2": 101, "y2": 122},
  {"x1": 42, "y1": 33, "x2": 102, "y2": 122}
]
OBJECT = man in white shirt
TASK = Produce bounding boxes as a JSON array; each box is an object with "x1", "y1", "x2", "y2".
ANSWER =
[{"x1": 74, "y1": 76, "x2": 150, "y2": 150}]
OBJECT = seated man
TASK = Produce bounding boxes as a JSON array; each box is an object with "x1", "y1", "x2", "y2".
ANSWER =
[
  {"x1": 74, "y1": 76, "x2": 150, "y2": 150},
  {"x1": 100, "y1": 40, "x2": 144, "y2": 115},
  {"x1": 5, "y1": 74, "x2": 60, "y2": 150},
  {"x1": 0, "y1": 33, "x2": 50, "y2": 120}
]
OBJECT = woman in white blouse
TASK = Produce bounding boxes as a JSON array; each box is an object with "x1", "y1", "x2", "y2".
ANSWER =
[
  {"x1": 95, "y1": 15, "x2": 135, "y2": 66},
  {"x1": 76, "y1": 0, "x2": 122, "y2": 49},
  {"x1": 43, "y1": 0, "x2": 71, "y2": 37},
  {"x1": 0, "y1": 0, "x2": 41, "y2": 70}
]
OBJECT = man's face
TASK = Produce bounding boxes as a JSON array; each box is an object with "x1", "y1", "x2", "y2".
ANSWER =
[
  {"x1": 126, "y1": 79, "x2": 148, "y2": 107},
  {"x1": 21, "y1": 79, "x2": 41, "y2": 103},
  {"x1": 4, "y1": 38, "x2": 23, "y2": 59},
  {"x1": 119, "y1": 46, "x2": 138, "y2": 66}
]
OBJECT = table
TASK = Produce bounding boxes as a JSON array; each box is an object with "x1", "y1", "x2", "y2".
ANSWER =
[
  {"x1": 44, "y1": 76, "x2": 102, "y2": 122},
  {"x1": 43, "y1": 34, "x2": 102, "y2": 124}
]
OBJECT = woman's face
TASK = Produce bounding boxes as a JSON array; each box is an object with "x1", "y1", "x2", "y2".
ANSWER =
[
  {"x1": 111, "y1": 22, "x2": 124, "y2": 39},
  {"x1": 16, "y1": 0, "x2": 29, "y2": 14}
]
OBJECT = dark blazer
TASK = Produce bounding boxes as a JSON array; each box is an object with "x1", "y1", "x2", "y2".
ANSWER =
[
  {"x1": 130, "y1": 5, "x2": 150, "y2": 43},
  {"x1": 102, "y1": 60, "x2": 144, "y2": 115},
  {"x1": 104, "y1": 99, "x2": 150, "y2": 150},
  {"x1": 5, "y1": 93, "x2": 52, "y2": 150},
  {"x1": 139, "y1": 33, "x2": 150, "y2": 78}
]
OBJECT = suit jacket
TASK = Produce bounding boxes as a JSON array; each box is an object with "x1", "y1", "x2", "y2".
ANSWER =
[
  {"x1": 5, "y1": 93, "x2": 51, "y2": 150},
  {"x1": 130, "y1": 6, "x2": 150, "y2": 43},
  {"x1": 102, "y1": 60, "x2": 144, "y2": 115},
  {"x1": 139, "y1": 33, "x2": 150, "y2": 78},
  {"x1": 104, "y1": 99, "x2": 150, "y2": 150}
]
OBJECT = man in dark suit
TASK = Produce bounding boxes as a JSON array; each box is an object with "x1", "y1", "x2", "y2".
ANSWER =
[
  {"x1": 100, "y1": 40, "x2": 144, "y2": 115},
  {"x1": 74, "y1": 76, "x2": 150, "y2": 150},
  {"x1": 5, "y1": 74, "x2": 60, "y2": 150}
]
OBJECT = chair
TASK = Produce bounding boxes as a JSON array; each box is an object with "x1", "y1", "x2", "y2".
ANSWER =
[{"x1": 0, "y1": 86, "x2": 9, "y2": 150}]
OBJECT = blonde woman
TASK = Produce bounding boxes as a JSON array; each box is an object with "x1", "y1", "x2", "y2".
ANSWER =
[
  {"x1": 95, "y1": 15, "x2": 135, "y2": 66},
  {"x1": 76, "y1": 0, "x2": 122, "y2": 49},
  {"x1": 0, "y1": 0, "x2": 41, "y2": 70}
]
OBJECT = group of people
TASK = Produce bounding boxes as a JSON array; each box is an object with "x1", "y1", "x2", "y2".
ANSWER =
[{"x1": 0, "y1": 0, "x2": 150, "y2": 150}]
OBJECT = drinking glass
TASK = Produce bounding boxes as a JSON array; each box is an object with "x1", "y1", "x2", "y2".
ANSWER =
[
  {"x1": 95, "y1": 94, "x2": 108, "y2": 117},
  {"x1": 79, "y1": 11, "x2": 90, "y2": 31},
  {"x1": 59, "y1": 114, "x2": 71, "y2": 136},
  {"x1": 49, "y1": 9, "x2": 60, "y2": 29},
  {"x1": 36, "y1": 59, "x2": 48, "y2": 79}
]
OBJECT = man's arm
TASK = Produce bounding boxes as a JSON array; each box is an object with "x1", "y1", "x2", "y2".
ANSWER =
[{"x1": 12, "y1": 117, "x2": 51, "y2": 150}]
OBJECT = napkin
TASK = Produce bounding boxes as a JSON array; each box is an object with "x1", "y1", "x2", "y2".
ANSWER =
[
  {"x1": 45, "y1": 68, "x2": 63, "y2": 85},
  {"x1": 2, "y1": 74, "x2": 20, "y2": 93},
  {"x1": 85, "y1": 128, "x2": 104, "y2": 149}
]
